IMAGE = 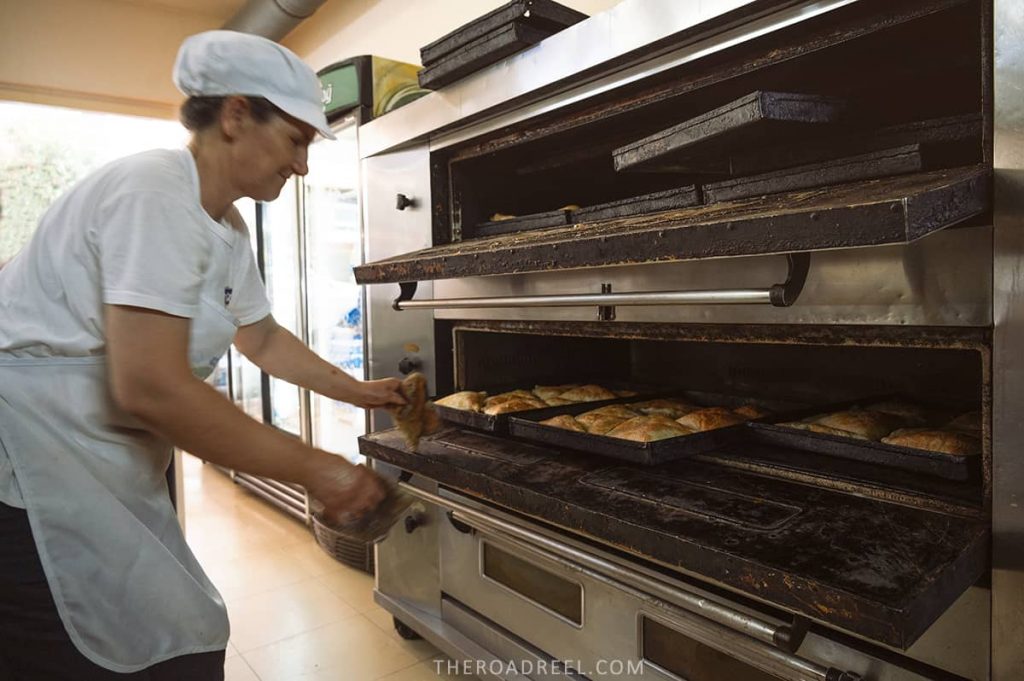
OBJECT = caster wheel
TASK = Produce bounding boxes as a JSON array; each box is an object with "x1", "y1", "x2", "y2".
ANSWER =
[{"x1": 393, "y1": 616, "x2": 423, "y2": 640}]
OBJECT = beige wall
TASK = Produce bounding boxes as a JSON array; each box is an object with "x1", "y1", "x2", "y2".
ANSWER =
[
  {"x1": 0, "y1": 0, "x2": 623, "y2": 119},
  {"x1": 285, "y1": 0, "x2": 624, "y2": 72},
  {"x1": 0, "y1": 0, "x2": 223, "y2": 119}
]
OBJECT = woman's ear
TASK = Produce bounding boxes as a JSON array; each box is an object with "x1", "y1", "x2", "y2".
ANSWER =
[{"x1": 219, "y1": 95, "x2": 251, "y2": 140}]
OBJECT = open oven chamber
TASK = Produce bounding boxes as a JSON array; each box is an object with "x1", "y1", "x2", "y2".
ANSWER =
[{"x1": 354, "y1": 0, "x2": 1023, "y2": 679}]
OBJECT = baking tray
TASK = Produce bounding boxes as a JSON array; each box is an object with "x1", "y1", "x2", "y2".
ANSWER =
[
  {"x1": 702, "y1": 144, "x2": 926, "y2": 203},
  {"x1": 571, "y1": 185, "x2": 700, "y2": 222},
  {"x1": 420, "y1": 0, "x2": 587, "y2": 66},
  {"x1": 746, "y1": 398, "x2": 980, "y2": 481},
  {"x1": 613, "y1": 91, "x2": 847, "y2": 174},
  {"x1": 419, "y1": 21, "x2": 550, "y2": 90},
  {"x1": 509, "y1": 391, "x2": 806, "y2": 466},
  {"x1": 434, "y1": 381, "x2": 659, "y2": 435},
  {"x1": 473, "y1": 207, "x2": 572, "y2": 238}
]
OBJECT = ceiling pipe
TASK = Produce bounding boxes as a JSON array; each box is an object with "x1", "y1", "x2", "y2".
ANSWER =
[{"x1": 222, "y1": 0, "x2": 328, "y2": 41}]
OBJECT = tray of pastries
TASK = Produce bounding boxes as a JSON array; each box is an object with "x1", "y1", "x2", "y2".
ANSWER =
[
  {"x1": 432, "y1": 381, "x2": 646, "y2": 434},
  {"x1": 508, "y1": 391, "x2": 799, "y2": 465},
  {"x1": 748, "y1": 397, "x2": 982, "y2": 481}
]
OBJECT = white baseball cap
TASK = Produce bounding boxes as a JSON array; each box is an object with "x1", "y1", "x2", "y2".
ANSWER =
[{"x1": 173, "y1": 30, "x2": 335, "y2": 140}]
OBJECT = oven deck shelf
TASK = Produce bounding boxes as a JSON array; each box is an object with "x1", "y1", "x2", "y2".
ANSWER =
[
  {"x1": 360, "y1": 427, "x2": 988, "y2": 650},
  {"x1": 353, "y1": 165, "x2": 990, "y2": 284}
]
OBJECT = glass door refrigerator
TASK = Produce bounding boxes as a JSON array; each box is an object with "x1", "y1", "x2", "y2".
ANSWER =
[{"x1": 225, "y1": 56, "x2": 426, "y2": 528}]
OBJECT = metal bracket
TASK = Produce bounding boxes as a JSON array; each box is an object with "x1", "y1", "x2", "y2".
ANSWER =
[
  {"x1": 394, "y1": 281, "x2": 419, "y2": 311},
  {"x1": 769, "y1": 253, "x2": 811, "y2": 307},
  {"x1": 598, "y1": 283, "x2": 616, "y2": 321}
]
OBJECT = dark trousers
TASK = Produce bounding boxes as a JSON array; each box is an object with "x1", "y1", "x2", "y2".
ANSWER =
[{"x1": 0, "y1": 502, "x2": 225, "y2": 680}]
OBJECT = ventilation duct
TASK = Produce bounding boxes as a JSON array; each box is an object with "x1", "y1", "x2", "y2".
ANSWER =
[{"x1": 223, "y1": 0, "x2": 328, "y2": 41}]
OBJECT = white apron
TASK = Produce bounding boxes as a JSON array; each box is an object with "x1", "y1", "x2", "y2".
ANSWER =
[{"x1": 0, "y1": 291, "x2": 239, "y2": 672}]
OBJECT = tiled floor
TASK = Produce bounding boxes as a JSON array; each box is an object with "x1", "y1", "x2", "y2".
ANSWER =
[{"x1": 182, "y1": 454, "x2": 460, "y2": 681}]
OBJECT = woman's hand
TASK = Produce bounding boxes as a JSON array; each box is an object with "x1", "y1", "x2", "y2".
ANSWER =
[
  {"x1": 352, "y1": 378, "x2": 406, "y2": 409},
  {"x1": 305, "y1": 457, "x2": 389, "y2": 527}
]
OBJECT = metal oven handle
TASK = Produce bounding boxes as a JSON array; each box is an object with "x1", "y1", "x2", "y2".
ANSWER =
[
  {"x1": 392, "y1": 253, "x2": 810, "y2": 311},
  {"x1": 399, "y1": 485, "x2": 857, "y2": 671}
]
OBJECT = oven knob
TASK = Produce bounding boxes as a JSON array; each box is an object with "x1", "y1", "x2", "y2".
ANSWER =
[
  {"x1": 398, "y1": 356, "x2": 421, "y2": 375},
  {"x1": 395, "y1": 193, "x2": 416, "y2": 211},
  {"x1": 404, "y1": 513, "x2": 424, "y2": 534}
]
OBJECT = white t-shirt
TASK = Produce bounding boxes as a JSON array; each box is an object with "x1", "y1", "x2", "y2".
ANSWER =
[{"x1": 0, "y1": 148, "x2": 271, "y2": 670}]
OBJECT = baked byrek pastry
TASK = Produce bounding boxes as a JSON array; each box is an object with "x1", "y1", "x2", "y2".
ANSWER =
[
  {"x1": 435, "y1": 391, "x2": 486, "y2": 412},
  {"x1": 583, "y1": 415, "x2": 631, "y2": 435},
  {"x1": 733, "y1": 404, "x2": 771, "y2": 420},
  {"x1": 482, "y1": 396, "x2": 548, "y2": 415},
  {"x1": 882, "y1": 428, "x2": 982, "y2": 456},
  {"x1": 947, "y1": 411, "x2": 982, "y2": 433},
  {"x1": 574, "y1": 405, "x2": 640, "y2": 428},
  {"x1": 539, "y1": 414, "x2": 587, "y2": 432},
  {"x1": 812, "y1": 410, "x2": 906, "y2": 441},
  {"x1": 777, "y1": 421, "x2": 870, "y2": 440},
  {"x1": 557, "y1": 384, "x2": 618, "y2": 403},
  {"x1": 484, "y1": 390, "x2": 538, "y2": 409},
  {"x1": 675, "y1": 407, "x2": 746, "y2": 432},
  {"x1": 606, "y1": 415, "x2": 695, "y2": 442},
  {"x1": 543, "y1": 397, "x2": 575, "y2": 407},
  {"x1": 630, "y1": 398, "x2": 698, "y2": 419},
  {"x1": 864, "y1": 401, "x2": 930, "y2": 426},
  {"x1": 533, "y1": 384, "x2": 580, "y2": 402}
]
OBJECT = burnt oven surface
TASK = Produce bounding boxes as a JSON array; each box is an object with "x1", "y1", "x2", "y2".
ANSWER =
[{"x1": 360, "y1": 427, "x2": 988, "y2": 650}]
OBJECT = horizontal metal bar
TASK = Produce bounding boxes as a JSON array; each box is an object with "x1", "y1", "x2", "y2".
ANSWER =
[
  {"x1": 400, "y1": 484, "x2": 785, "y2": 649},
  {"x1": 236, "y1": 475, "x2": 309, "y2": 520},
  {"x1": 395, "y1": 288, "x2": 773, "y2": 310}
]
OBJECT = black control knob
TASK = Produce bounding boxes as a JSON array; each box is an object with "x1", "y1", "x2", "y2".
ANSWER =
[
  {"x1": 404, "y1": 514, "x2": 422, "y2": 534},
  {"x1": 398, "y1": 356, "x2": 421, "y2": 375},
  {"x1": 395, "y1": 193, "x2": 415, "y2": 210}
]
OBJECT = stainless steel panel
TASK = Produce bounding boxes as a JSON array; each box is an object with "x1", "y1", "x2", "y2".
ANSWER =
[
  {"x1": 359, "y1": 0, "x2": 859, "y2": 158},
  {"x1": 992, "y1": 1, "x2": 1024, "y2": 678},
  {"x1": 428, "y1": 226, "x2": 992, "y2": 326},
  {"x1": 374, "y1": 476, "x2": 442, "y2": 619},
  {"x1": 362, "y1": 146, "x2": 436, "y2": 432}
]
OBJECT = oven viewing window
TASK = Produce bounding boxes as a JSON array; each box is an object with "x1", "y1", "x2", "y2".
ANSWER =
[
  {"x1": 641, "y1": 615, "x2": 779, "y2": 681},
  {"x1": 480, "y1": 541, "x2": 584, "y2": 626}
]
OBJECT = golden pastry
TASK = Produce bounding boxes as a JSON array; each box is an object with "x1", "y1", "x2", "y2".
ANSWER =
[
  {"x1": 557, "y1": 384, "x2": 618, "y2": 402},
  {"x1": 575, "y1": 405, "x2": 640, "y2": 429},
  {"x1": 543, "y1": 397, "x2": 575, "y2": 407},
  {"x1": 733, "y1": 404, "x2": 771, "y2": 420},
  {"x1": 676, "y1": 407, "x2": 745, "y2": 432},
  {"x1": 946, "y1": 411, "x2": 982, "y2": 433},
  {"x1": 583, "y1": 415, "x2": 630, "y2": 435},
  {"x1": 483, "y1": 390, "x2": 538, "y2": 410},
  {"x1": 435, "y1": 391, "x2": 486, "y2": 412},
  {"x1": 882, "y1": 428, "x2": 981, "y2": 456},
  {"x1": 864, "y1": 401, "x2": 929, "y2": 426},
  {"x1": 605, "y1": 415, "x2": 695, "y2": 442},
  {"x1": 483, "y1": 396, "x2": 548, "y2": 415},
  {"x1": 777, "y1": 421, "x2": 870, "y2": 440},
  {"x1": 539, "y1": 414, "x2": 586, "y2": 432},
  {"x1": 630, "y1": 398, "x2": 698, "y2": 419},
  {"x1": 532, "y1": 384, "x2": 580, "y2": 402},
  {"x1": 812, "y1": 410, "x2": 905, "y2": 441}
]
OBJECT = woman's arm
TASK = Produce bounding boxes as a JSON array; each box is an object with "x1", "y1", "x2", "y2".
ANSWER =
[
  {"x1": 104, "y1": 304, "x2": 386, "y2": 524},
  {"x1": 234, "y1": 314, "x2": 404, "y2": 408}
]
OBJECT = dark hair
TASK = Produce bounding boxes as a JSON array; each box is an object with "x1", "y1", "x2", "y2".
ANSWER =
[{"x1": 179, "y1": 96, "x2": 281, "y2": 131}]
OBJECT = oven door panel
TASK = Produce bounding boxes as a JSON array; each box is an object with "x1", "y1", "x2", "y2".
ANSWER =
[{"x1": 361, "y1": 428, "x2": 989, "y2": 651}]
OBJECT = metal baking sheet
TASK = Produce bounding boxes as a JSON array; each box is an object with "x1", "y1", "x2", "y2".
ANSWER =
[
  {"x1": 703, "y1": 144, "x2": 925, "y2": 203},
  {"x1": 420, "y1": 0, "x2": 587, "y2": 66},
  {"x1": 419, "y1": 21, "x2": 550, "y2": 91},
  {"x1": 571, "y1": 185, "x2": 700, "y2": 222},
  {"x1": 613, "y1": 91, "x2": 847, "y2": 174},
  {"x1": 472, "y1": 208, "x2": 572, "y2": 238},
  {"x1": 509, "y1": 391, "x2": 805, "y2": 466},
  {"x1": 747, "y1": 398, "x2": 979, "y2": 481},
  {"x1": 434, "y1": 381, "x2": 659, "y2": 435}
]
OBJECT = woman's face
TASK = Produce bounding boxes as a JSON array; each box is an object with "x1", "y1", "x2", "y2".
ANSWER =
[{"x1": 230, "y1": 105, "x2": 316, "y2": 202}]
